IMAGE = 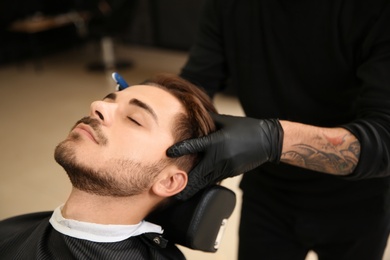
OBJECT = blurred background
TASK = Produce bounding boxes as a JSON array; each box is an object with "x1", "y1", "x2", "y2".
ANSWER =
[{"x1": 0, "y1": 1, "x2": 389, "y2": 259}]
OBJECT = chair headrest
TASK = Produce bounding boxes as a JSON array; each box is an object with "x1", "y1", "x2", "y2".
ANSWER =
[{"x1": 146, "y1": 185, "x2": 236, "y2": 252}]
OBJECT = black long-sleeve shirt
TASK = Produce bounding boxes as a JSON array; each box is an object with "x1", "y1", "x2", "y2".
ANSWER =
[{"x1": 180, "y1": 0, "x2": 390, "y2": 213}]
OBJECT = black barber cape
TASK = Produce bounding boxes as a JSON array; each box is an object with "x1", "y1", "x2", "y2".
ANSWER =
[{"x1": 0, "y1": 211, "x2": 185, "y2": 260}]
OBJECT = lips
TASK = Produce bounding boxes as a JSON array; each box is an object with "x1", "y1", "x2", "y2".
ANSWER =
[{"x1": 74, "y1": 123, "x2": 99, "y2": 144}]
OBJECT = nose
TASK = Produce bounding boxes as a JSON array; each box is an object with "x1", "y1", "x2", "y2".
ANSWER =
[{"x1": 90, "y1": 100, "x2": 116, "y2": 126}]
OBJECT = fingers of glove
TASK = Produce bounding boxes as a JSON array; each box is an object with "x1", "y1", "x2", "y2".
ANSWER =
[
  {"x1": 175, "y1": 170, "x2": 217, "y2": 200},
  {"x1": 174, "y1": 156, "x2": 219, "y2": 200},
  {"x1": 166, "y1": 135, "x2": 214, "y2": 158},
  {"x1": 175, "y1": 178, "x2": 206, "y2": 200},
  {"x1": 175, "y1": 187, "x2": 201, "y2": 201},
  {"x1": 174, "y1": 190, "x2": 189, "y2": 201}
]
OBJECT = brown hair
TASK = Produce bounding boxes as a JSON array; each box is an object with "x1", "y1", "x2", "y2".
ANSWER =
[{"x1": 142, "y1": 73, "x2": 217, "y2": 173}]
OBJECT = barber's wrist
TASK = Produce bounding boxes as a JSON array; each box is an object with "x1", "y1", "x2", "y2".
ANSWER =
[
  {"x1": 260, "y1": 118, "x2": 284, "y2": 163},
  {"x1": 274, "y1": 119, "x2": 284, "y2": 163}
]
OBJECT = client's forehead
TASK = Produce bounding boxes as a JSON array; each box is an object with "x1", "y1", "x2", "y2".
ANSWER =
[{"x1": 121, "y1": 84, "x2": 178, "y2": 104}]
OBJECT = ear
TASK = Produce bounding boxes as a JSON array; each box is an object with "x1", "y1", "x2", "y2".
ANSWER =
[{"x1": 152, "y1": 166, "x2": 188, "y2": 198}]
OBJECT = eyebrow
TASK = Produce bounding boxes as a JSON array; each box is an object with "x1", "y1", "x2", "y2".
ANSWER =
[
  {"x1": 103, "y1": 93, "x2": 117, "y2": 100},
  {"x1": 129, "y1": 98, "x2": 158, "y2": 124},
  {"x1": 103, "y1": 93, "x2": 158, "y2": 124}
]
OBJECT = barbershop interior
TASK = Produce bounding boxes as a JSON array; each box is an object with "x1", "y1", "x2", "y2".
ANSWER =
[{"x1": 1, "y1": 1, "x2": 390, "y2": 259}]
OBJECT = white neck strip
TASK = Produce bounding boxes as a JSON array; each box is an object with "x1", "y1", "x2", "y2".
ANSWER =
[{"x1": 49, "y1": 205, "x2": 163, "y2": 243}]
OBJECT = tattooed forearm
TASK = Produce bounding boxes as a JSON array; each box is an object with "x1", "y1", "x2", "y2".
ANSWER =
[{"x1": 280, "y1": 134, "x2": 360, "y2": 175}]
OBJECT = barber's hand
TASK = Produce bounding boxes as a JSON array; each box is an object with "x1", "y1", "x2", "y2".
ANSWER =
[{"x1": 166, "y1": 114, "x2": 284, "y2": 200}]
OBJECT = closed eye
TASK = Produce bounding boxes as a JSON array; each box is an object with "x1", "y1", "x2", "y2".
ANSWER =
[{"x1": 127, "y1": 117, "x2": 142, "y2": 126}]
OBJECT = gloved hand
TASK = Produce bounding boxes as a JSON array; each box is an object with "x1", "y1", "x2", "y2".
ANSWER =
[{"x1": 166, "y1": 113, "x2": 284, "y2": 200}]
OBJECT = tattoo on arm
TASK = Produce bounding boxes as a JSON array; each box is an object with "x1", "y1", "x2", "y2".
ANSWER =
[{"x1": 281, "y1": 135, "x2": 360, "y2": 175}]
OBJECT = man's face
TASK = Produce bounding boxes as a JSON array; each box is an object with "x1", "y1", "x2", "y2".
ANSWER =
[{"x1": 54, "y1": 85, "x2": 185, "y2": 197}]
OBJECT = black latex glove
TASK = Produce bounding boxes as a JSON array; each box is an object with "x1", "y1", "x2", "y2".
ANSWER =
[{"x1": 166, "y1": 114, "x2": 284, "y2": 200}]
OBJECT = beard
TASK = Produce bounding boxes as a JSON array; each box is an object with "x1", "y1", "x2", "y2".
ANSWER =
[{"x1": 54, "y1": 116, "x2": 169, "y2": 197}]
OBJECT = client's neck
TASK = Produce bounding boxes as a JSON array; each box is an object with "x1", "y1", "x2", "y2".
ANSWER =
[{"x1": 61, "y1": 188, "x2": 152, "y2": 225}]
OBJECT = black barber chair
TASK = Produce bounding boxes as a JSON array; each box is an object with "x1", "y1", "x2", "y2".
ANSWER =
[{"x1": 146, "y1": 185, "x2": 236, "y2": 252}]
